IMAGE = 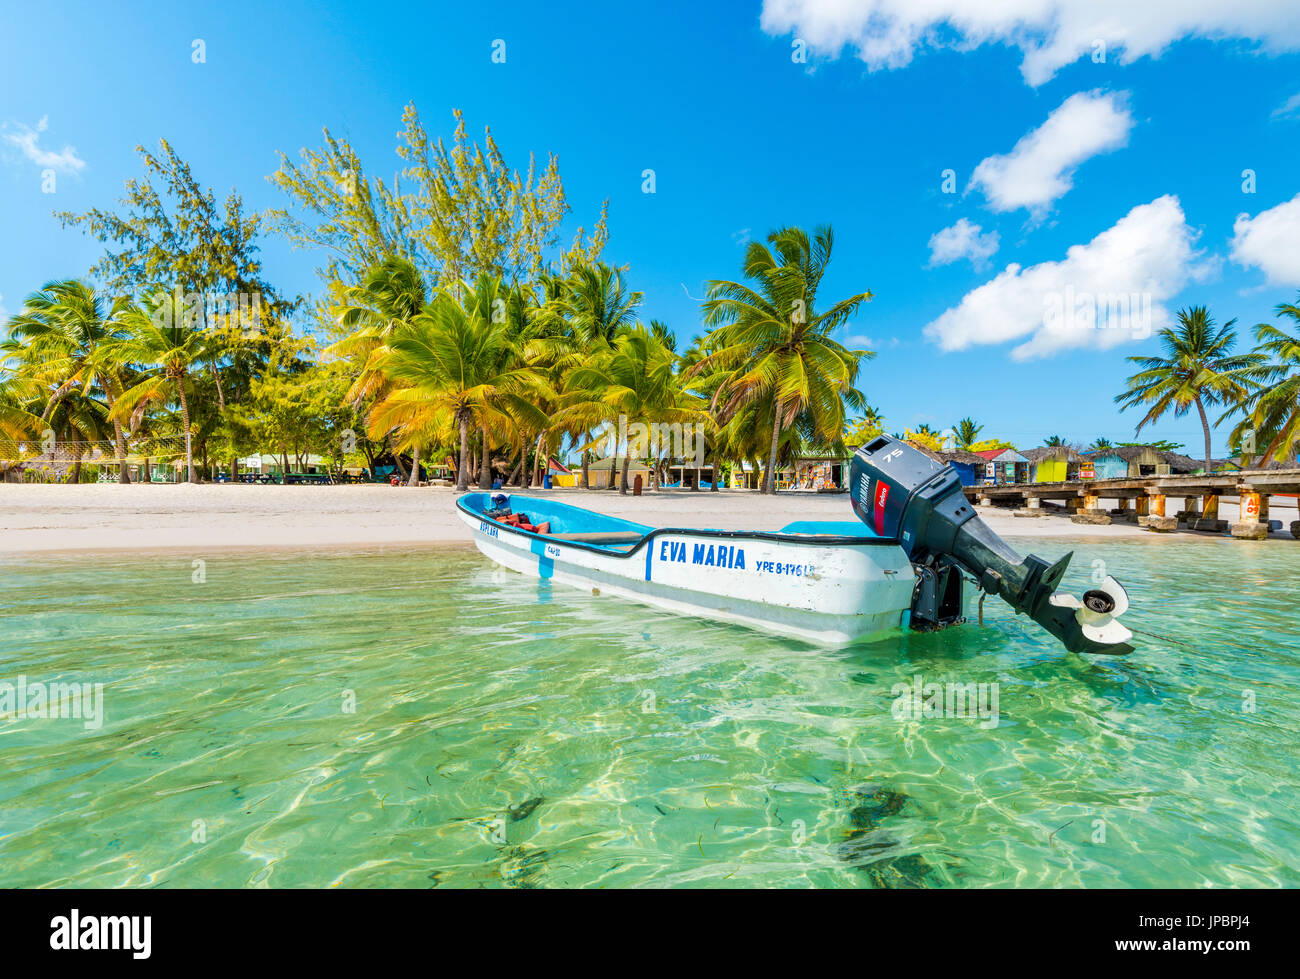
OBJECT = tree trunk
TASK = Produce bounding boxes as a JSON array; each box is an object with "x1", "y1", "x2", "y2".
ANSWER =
[
  {"x1": 507, "y1": 447, "x2": 525, "y2": 487},
  {"x1": 709, "y1": 447, "x2": 719, "y2": 491},
  {"x1": 387, "y1": 436, "x2": 408, "y2": 480},
  {"x1": 580, "y1": 440, "x2": 590, "y2": 489},
  {"x1": 765, "y1": 409, "x2": 782, "y2": 495},
  {"x1": 178, "y1": 380, "x2": 196, "y2": 483},
  {"x1": 607, "y1": 454, "x2": 617, "y2": 490},
  {"x1": 620, "y1": 455, "x2": 630, "y2": 495},
  {"x1": 111, "y1": 416, "x2": 130, "y2": 484},
  {"x1": 408, "y1": 443, "x2": 421, "y2": 487},
  {"x1": 1194, "y1": 395, "x2": 1213, "y2": 473},
  {"x1": 457, "y1": 415, "x2": 470, "y2": 491},
  {"x1": 479, "y1": 426, "x2": 492, "y2": 489}
]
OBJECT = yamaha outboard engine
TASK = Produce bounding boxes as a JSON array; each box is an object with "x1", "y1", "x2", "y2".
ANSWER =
[{"x1": 850, "y1": 436, "x2": 1133, "y2": 655}]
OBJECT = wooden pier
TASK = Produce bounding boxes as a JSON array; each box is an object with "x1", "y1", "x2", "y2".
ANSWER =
[{"x1": 962, "y1": 468, "x2": 1300, "y2": 539}]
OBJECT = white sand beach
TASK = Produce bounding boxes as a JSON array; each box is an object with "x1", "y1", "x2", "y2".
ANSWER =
[{"x1": 0, "y1": 482, "x2": 1256, "y2": 555}]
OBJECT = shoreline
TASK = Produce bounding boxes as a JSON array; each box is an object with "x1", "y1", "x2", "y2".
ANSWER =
[{"x1": 1, "y1": 483, "x2": 1293, "y2": 556}]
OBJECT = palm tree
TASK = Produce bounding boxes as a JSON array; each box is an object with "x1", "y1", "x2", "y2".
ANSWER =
[
  {"x1": 1226, "y1": 297, "x2": 1300, "y2": 465},
  {"x1": 694, "y1": 225, "x2": 873, "y2": 494},
  {"x1": 366, "y1": 279, "x2": 545, "y2": 491},
  {"x1": 1088, "y1": 436, "x2": 1114, "y2": 453},
  {"x1": 5, "y1": 280, "x2": 134, "y2": 481},
  {"x1": 844, "y1": 405, "x2": 885, "y2": 445},
  {"x1": 1044, "y1": 434, "x2": 1067, "y2": 447},
  {"x1": 953, "y1": 417, "x2": 982, "y2": 450},
  {"x1": 553, "y1": 326, "x2": 706, "y2": 494},
  {"x1": 106, "y1": 296, "x2": 214, "y2": 483},
  {"x1": 1115, "y1": 306, "x2": 1269, "y2": 472},
  {"x1": 332, "y1": 256, "x2": 432, "y2": 485},
  {"x1": 535, "y1": 261, "x2": 643, "y2": 488}
]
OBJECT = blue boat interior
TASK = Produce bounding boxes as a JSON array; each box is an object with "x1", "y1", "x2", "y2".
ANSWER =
[
  {"x1": 777, "y1": 520, "x2": 880, "y2": 538},
  {"x1": 459, "y1": 493, "x2": 885, "y2": 553}
]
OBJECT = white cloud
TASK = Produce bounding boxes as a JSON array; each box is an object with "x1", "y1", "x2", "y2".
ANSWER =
[
  {"x1": 968, "y1": 91, "x2": 1133, "y2": 216},
  {"x1": 2, "y1": 116, "x2": 87, "y2": 174},
  {"x1": 923, "y1": 195, "x2": 1203, "y2": 360},
  {"x1": 760, "y1": 1, "x2": 1300, "y2": 86},
  {"x1": 927, "y1": 218, "x2": 1000, "y2": 268},
  {"x1": 1272, "y1": 92, "x2": 1300, "y2": 118},
  {"x1": 1230, "y1": 193, "x2": 1300, "y2": 286}
]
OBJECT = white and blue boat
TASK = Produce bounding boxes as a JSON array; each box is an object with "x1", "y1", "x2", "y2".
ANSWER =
[
  {"x1": 457, "y1": 436, "x2": 1136, "y2": 655},
  {"x1": 457, "y1": 491, "x2": 919, "y2": 644}
]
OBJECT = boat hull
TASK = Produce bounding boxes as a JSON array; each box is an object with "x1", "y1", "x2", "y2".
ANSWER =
[{"x1": 457, "y1": 494, "x2": 918, "y2": 645}]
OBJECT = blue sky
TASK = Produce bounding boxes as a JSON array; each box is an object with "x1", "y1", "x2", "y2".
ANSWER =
[{"x1": 2, "y1": 0, "x2": 1298, "y2": 454}]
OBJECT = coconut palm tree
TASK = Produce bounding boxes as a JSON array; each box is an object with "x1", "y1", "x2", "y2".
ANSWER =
[
  {"x1": 553, "y1": 326, "x2": 707, "y2": 494},
  {"x1": 1115, "y1": 306, "x2": 1270, "y2": 472},
  {"x1": 331, "y1": 256, "x2": 432, "y2": 484},
  {"x1": 695, "y1": 225, "x2": 873, "y2": 494},
  {"x1": 951, "y1": 417, "x2": 983, "y2": 450},
  {"x1": 1225, "y1": 298, "x2": 1300, "y2": 465},
  {"x1": 106, "y1": 296, "x2": 214, "y2": 483},
  {"x1": 1088, "y1": 436, "x2": 1114, "y2": 453},
  {"x1": 366, "y1": 278, "x2": 546, "y2": 491},
  {"x1": 1044, "y1": 434, "x2": 1067, "y2": 447},
  {"x1": 4, "y1": 280, "x2": 135, "y2": 481},
  {"x1": 534, "y1": 261, "x2": 643, "y2": 488},
  {"x1": 844, "y1": 405, "x2": 885, "y2": 446}
]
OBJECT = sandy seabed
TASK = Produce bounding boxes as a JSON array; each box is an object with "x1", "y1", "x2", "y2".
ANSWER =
[{"x1": 0, "y1": 482, "x2": 1216, "y2": 555}]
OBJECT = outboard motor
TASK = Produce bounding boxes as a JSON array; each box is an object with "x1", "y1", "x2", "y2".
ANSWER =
[{"x1": 850, "y1": 436, "x2": 1133, "y2": 655}]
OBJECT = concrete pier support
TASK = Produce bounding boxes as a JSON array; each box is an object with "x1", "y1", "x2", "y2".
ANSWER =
[
  {"x1": 1146, "y1": 494, "x2": 1177, "y2": 531},
  {"x1": 1072, "y1": 491, "x2": 1111, "y2": 525},
  {"x1": 1231, "y1": 491, "x2": 1269, "y2": 539},
  {"x1": 1027, "y1": 496, "x2": 1041, "y2": 509},
  {"x1": 1193, "y1": 493, "x2": 1228, "y2": 532}
]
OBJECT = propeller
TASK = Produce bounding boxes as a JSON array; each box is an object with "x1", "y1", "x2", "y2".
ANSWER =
[{"x1": 1049, "y1": 575, "x2": 1132, "y2": 648}]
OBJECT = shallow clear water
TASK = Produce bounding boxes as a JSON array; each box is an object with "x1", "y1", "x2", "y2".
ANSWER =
[{"x1": 1, "y1": 535, "x2": 1297, "y2": 888}]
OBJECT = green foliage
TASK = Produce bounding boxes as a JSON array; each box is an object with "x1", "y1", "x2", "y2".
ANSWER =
[{"x1": 693, "y1": 225, "x2": 873, "y2": 493}]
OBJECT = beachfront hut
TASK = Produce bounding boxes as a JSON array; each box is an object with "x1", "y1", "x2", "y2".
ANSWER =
[
  {"x1": 1084, "y1": 445, "x2": 1171, "y2": 479},
  {"x1": 729, "y1": 461, "x2": 759, "y2": 489},
  {"x1": 665, "y1": 460, "x2": 716, "y2": 489},
  {"x1": 911, "y1": 445, "x2": 988, "y2": 486},
  {"x1": 973, "y1": 448, "x2": 1029, "y2": 485},
  {"x1": 584, "y1": 456, "x2": 652, "y2": 489},
  {"x1": 791, "y1": 452, "x2": 854, "y2": 491},
  {"x1": 1022, "y1": 446, "x2": 1083, "y2": 483},
  {"x1": 727, "y1": 460, "x2": 797, "y2": 490}
]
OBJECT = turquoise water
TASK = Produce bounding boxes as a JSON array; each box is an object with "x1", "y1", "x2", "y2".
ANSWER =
[{"x1": 0, "y1": 536, "x2": 1297, "y2": 888}]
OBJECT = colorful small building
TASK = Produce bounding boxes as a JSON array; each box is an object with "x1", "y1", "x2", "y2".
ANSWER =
[
  {"x1": 973, "y1": 448, "x2": 1030, "y2": 485},
  {"x1": 1022, "y1": 446, "x2": 1084, "y2": 483},
  {"x1": 1084, "y1": 445, "x2": 1172, "y2": 479}
]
